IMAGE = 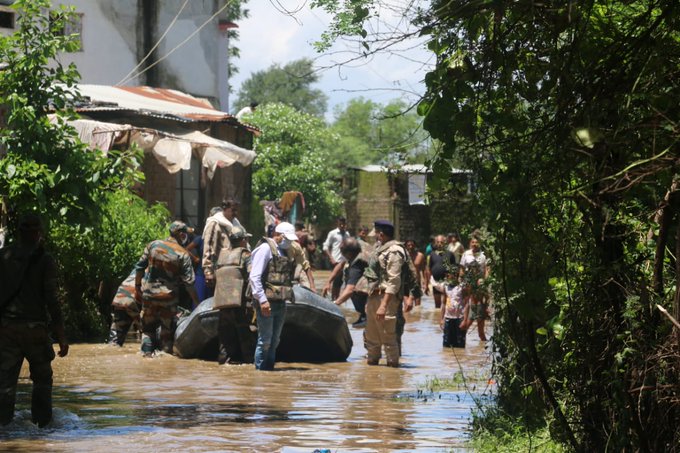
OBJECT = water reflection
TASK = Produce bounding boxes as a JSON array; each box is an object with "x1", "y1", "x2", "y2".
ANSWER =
[{"x1": 1, "y1": 295, "x2": 492, "y2": 452}]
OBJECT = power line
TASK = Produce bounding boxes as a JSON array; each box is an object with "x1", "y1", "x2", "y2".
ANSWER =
[
  {"x1": 117, "y1": 0, "x2": 234, "y2": 86},
  {"x1": 116, "y1": 0, "x2": 190, "y2": 86}
]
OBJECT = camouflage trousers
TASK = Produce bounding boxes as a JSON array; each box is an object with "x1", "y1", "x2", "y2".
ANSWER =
[
  {"x1": 364, "y1": 293, "x2": 401, "y2": 366},
  {"x1": 108, "y1": 303, "x2": 141, "y2": 347},
  {"x1": 140, "y1": 301, "x2": 177, "y2": 354},
  {"x1": 0, "y1": 321, "x2": 55, "y2": 427}
]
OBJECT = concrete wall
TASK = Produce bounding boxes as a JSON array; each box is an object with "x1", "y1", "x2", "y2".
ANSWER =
[{"x1": 345, "y1": 169, "x2": 431, "y2": 246}]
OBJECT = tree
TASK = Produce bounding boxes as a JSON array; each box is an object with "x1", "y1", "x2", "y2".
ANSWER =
[
  {"x1": 330, "y1": 97, "x2": 431, "y2": 168},
  {"x1": 313, "y1": 0, "x2": 680, "y2": 451},
  {"x1": 0, "y1": 0, "x2": 151, "y2": 338},
  {"x1": 233, "y1": 58, "x2": 328, "y2": 117},
  {"x1": 0, "y1": 0, "x2": 140, "y2": 230},
  {"x1": 248, "y1": 103, "x2": 342, "y2": 224}
]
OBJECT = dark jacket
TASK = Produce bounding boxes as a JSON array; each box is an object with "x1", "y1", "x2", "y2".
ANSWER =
[{"x1": 0, "y1": 244, "x2": 63, "y2": 326}]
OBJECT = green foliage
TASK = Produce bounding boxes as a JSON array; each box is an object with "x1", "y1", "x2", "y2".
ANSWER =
[
  {"x1": 234, "y1": 58, "x2": 328, "y2": 117},
  {"x1": 50, "y1": 190, "x2": 170, "y2": 339},
  {"x1": 471, "y1": 412, "x2": 565, "y2": 453},
  {"x1": 0, "y1": 0, "x2": 148, "y2": 340},
  {"x1": 310, "y1": 0, "x2": 373, "y2": 52},
  {"x1": 415, "y1": 1, "x2": 680, "y2": 451},
  {"x1": 247, "y1": 103, "x2": 342, "y2": 224},
  {"x1": 314, "y1": 0, "x2": 680, "y2": 450},
  {"x1": 0, "y1": 0, "x2": 142, "y2": 230},
  {"x1": 330, "y1": 97, "x2": 431, "y2": 167}
]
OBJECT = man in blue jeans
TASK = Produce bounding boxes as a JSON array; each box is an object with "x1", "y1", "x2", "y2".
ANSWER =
[{"x1": 249, "y1": 222, "x2": 297, "y2": 370}]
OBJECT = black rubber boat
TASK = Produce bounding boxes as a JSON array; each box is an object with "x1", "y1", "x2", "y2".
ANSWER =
[{"x1": 173, "y1": 285, "x2": 353, "y2": 363}]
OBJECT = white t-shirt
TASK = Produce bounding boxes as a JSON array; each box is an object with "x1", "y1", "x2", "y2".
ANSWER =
[
  {"x1": 460, "y1": 249, "x2": 487, "y2": 276},
  {"x1": 444, "y1": 284, "x2": 465, "y2": 319}
]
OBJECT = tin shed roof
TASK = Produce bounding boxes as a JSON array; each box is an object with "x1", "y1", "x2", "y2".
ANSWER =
[{"x1": 74, "y1": 84, "x2": 258, "y2": 131}]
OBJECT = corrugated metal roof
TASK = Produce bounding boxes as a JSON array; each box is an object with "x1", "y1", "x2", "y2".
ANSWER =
[{"x1": 75, "y1": 84, "x2": 258, "y2": 132}]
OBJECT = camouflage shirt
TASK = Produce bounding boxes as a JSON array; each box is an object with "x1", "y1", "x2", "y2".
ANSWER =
[
  {"x1": 111, "y1": 269, "x2": 139, "y2": 310},
  {"x1": 135, "y1": 237, "x2": 195, "y2": 305}
]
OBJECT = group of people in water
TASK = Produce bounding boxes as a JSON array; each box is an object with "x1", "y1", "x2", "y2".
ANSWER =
[{"x1": 109, "y1": 200, "x2": 491, "y2": 370}]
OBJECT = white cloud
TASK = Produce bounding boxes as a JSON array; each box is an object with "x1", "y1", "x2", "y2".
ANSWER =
[{"x1": 231, "y1": 0, "x2": 432, "y2": 118}]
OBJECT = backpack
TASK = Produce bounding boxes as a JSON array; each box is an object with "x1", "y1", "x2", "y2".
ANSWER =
[{"x1": 396, "y1": 243, "x2": 422, "y2": 299}]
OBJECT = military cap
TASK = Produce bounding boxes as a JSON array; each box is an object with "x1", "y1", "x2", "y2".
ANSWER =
[
  {"x1": 373, "y1": 220, "x2": 394, "y2": 229},
  {"x1": 169, "y1": 221, "x2": 193, "y2": 235},
  {"x1": 373, "y1": 219, "x2": 395, "y2": 236},
  {"x1": 229, "y1": 225, "x2": 252, "y2": 240}
]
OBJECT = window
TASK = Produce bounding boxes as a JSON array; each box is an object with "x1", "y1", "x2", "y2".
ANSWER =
[
  {"x1": 50, "y1": 11, "x2": 83, "y2": 51},
  {"x1": 175, "y1": 157, "x2": 203, "y2": 229},
  {"x1": 0, "y1": 7, "x2": 15, "y2": 30}
]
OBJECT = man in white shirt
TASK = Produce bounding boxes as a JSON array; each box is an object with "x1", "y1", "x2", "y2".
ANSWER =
[
  {"x1": 249, "y1": 222, "x2": 297, "y2": 370},
  {"x1": 323, "y1": 216, "x2": 350, "y2": 299},
  {"x1": 202, "y1": 198, "x2": 245, "y2": 290}
]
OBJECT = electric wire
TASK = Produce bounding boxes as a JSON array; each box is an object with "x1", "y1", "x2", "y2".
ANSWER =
[
  {"x1": 117, "y1": 0, "x2": 233, "y2": 86},
  {"x1": 116, "y1": 0, "x2": 190, "y2": 86}
]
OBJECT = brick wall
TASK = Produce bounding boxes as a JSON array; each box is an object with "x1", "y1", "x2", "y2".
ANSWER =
[
  {"x1": 344, "y1": 169, "x2": 431, "y2": 247},
  {"x1": 142, "y1": 153, "x2": 175, "y2": 212}
]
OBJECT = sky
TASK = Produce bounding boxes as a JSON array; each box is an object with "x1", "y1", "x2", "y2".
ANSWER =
[{"x1": 229, "y1": 0, "x2": 434, "y2": 121}]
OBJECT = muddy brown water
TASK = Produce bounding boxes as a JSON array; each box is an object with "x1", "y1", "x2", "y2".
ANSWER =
[{"x1": 1, "y1": 294, "x2": 493, "y2": 452}]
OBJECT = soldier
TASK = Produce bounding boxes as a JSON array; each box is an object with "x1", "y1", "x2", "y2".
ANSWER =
[
  {"x1": 135, "y1": 221, "x2": 198, "y2": 356},
  {"x1": 0, "y1": 213, "x2": 68, "y2": 427},
  {"x1": 249, "y1": 222, "x2": 297, "y2": 371},
  {"x1": 214, "y1": 226, "x2": 256, "y2": 364},
  {"x1": 363, "y1": 220, "x2": 414, "y2": 367},
  {"x1": 108, "y1": 269, "x2": 141, "y2": 347}
]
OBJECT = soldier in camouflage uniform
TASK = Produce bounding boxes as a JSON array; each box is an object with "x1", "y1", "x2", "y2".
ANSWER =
[
  {"x1": 363, "y1": 220, "x2": 414, "y2": 367},
  {"x1": 135, "y1": 221, "x2": 198, "y2": 356},
  {"x1": 108, "y1": 269, "x2": 141, "y2": 347},
  {"x1": 214, "y1": 226, "x2": 256, "y2": 364}
]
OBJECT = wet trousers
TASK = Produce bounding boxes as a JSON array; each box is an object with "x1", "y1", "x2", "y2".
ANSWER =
[
  {"x1": 108, "y1": 304, "x2": 140, "y2": 347},
  {"x1": 254, "y1": 301, "x2": 286, "y2": 371},
  {"x1": 364, "y1": 293, "x2": 400, "y2": 365},
  {"x1": 0, "y1": 322, "x2": 55, "y2": 427},
  {"x1": 443, "y1": 318, "x2": 466, "y2": 348},
  {"x1": 217, "y1": 307, "x2": 256, "y2": 364},
  {"x1": 141, "y1": 301, "x2": 177, "y2": 354}
]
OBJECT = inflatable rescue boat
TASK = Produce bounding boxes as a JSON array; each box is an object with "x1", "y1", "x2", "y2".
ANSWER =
[{"x1": 173, "y1": 285, "x2": 353, "y2": 363}]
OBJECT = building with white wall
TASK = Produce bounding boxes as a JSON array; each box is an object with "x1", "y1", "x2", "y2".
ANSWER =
[{"x1": 1, "y1": 0, "x2": 235, "y2": 111}]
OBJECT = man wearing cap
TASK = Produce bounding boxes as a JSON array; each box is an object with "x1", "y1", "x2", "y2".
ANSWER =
[
  {"x1": 0, "y1": 213, "x2": 68, "y2": 427},
  {"x1": 214, "y1": 226, "x2": 256, "y2": 364},
  {"x1": 135, "y1": 221, "x2": 199, "y2": 356},
  {"x1": 363, "y1": 220, "x2": 412, "y2": 367},
  {"x1": 249, "y1": 222, "x2": 297, "y2": 370},
  {"x1": 202, "y1": 198, "x2": 245, "y2": 291}
]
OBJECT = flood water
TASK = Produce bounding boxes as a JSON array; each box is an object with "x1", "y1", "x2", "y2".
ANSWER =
[{"x1": 1, "y1": 294, "x2": 493, "y2": 452}]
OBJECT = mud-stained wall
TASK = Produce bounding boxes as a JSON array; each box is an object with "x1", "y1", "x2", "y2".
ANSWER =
[{"x1": 53, "y1": 0, "x2": 228, "y2": 104}]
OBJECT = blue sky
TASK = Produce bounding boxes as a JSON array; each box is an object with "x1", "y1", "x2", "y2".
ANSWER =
[{"x1": 230, "y1": 0, "x2": 433, "y2": 121}]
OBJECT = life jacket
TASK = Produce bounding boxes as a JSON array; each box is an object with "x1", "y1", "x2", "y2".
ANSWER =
[
  {"x1": 214, "y1": 247, "x2": 250, "y2": 309},
  {"x1": 259, "y1": 238, "x2": 295, "y2": 302}
]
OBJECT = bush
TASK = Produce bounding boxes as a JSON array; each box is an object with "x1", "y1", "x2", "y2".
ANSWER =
[{"x1": 50, "y1": 190, "x2": 170, "y2": 340}]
